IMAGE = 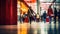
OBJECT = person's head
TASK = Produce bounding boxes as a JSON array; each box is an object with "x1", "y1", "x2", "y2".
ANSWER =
[
  {"x1": 54, "y1": 7, "x2": 56, "y2": 10},
  {"x1": 44, "y1": 11, "x2": 46, "y2": 13},
  {"x1": 49, "y1": 6, "x2": 51, "y2": 8},
  {"x1": 29, "y1": 6, "x2": 31, "y2": 9}
]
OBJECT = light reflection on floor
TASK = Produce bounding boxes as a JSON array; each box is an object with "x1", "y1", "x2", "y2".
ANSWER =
[
  {"x1": 0, "y1": 21, "x2": 59, "y2": 34},
  {"x1": 17, "y1": 21, "x2": 59, "y2": 34}
]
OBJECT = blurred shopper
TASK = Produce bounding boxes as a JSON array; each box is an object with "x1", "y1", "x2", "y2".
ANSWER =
[
  {"x1": 24, "y1": 16, "x2": 29, "y2": 23},
  {"x1": 36, "y1": 14, "x2": 40, "y2": 22},
  {"x1": 27, "y1": 7, "x2": 34, "y2": 24},
  {"x1": 23, "y1": 13, "x2": 29, "y2": 23},
  {"x1": 34, "y1": 15, "x2": 36, "y2": 21},
  {"x1": 54, "y1": 7, "x2": 57, "y2": 24},
  {"x1": 43, "y1": 11, "x2": 47, "y2": 23},
  {"x1": 20, "y1": 14, "x2": 23, "y2": 23},
  {"x1": 57, "y1": 9, "x2": 60, "y2": 23},
  {"x1": 47, "y1": 6, "x2": 53, "y2": 23},
  {"x1": 40, "y1": 8, "x2": 45, "y2": 21},
  {"x1": 32, "y1": 14, "x2": 36, "y2": 21},
  {"x1": 18, "y1": 15, "x2": 20, "y2": 21},
  {"x1": 24, "y1": 13, "x2": 28, "y2": 20}
]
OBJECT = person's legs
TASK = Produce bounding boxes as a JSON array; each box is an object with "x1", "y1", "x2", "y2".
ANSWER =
[
  {"x1": 41, "y1": 16, "x2": 43, "y2": 21},
  {"x1": 20, "y1": 17, "x2": 23, "y2": 23},
  {"x1": 34, "y1": 16, "x2": 36, "y2": 21},
  {"x1": 44, "y1": 18, "x2": 46, "y2": 23},
  {"x1": 58, "y1": 18, "x2": 60, "y2": 24},
  {"x1": 29, "y1": 17, "x2": 31, "y2": 24},
  {"x1": 49, "y1": 16, "x2": 52, "y2": 24},
  {"x1": 54, "y1": 16, "x2": 56, "y2": 24},
  {"x1": 18, "y1": 15, "x2": 20, "y2": 21}
]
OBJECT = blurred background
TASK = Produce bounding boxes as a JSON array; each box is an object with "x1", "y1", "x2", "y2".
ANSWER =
[{"x1": 0, "y1": 0, "x2": 60, "y2": 34}]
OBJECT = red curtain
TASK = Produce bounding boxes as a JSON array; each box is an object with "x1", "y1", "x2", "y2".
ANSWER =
[
  {"x1": 6, "y1": 0, "x2": 17, "y2": 25},
  {"x1": 0, "y1": 0, "x2": 6, "y2": 25},
  {"x1": 0, "y1": 0, "x2": 17, "y2": 25}
]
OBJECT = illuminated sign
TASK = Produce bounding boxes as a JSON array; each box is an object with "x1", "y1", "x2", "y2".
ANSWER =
[{"x1": 24, "y1": 0, "x2": 36, "y2": 3}]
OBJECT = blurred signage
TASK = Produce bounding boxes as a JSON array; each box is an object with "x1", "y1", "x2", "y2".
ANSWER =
[{"x1": 24, "y1": 0, "x2": 36, "y2": 3}]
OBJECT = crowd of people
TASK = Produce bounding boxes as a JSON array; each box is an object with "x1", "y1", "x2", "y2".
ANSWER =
[
  {"x1": 19, "y1": 6, "x2": 60, "y2": 24},
  {"x1": 41, "y1": 6, "x2": 60, "y2": 24},
  {"x1": 42, "y1": 6, "x2": 60, "y2": 24}
]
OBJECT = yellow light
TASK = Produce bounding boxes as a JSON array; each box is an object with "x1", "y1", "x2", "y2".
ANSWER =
[
  {"x1": 20, "y1": 2, "x2": 28, "y2": 14},
  {"x1": 18, "y1": 1, "x2": 20, "y2": 4},
  {"x1": 21, "y1": 8, "x2": 28, "y2": 11},
  {"x1": 17, "y1": 24, "x2": 28, "y2": 34},
  {"x1": 17, "y1": 0, "x2": 29, "y2": 15}
]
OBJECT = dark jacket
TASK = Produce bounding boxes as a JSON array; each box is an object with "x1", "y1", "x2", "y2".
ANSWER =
[
  {"x1": 43, "y1": 11, "x2": 46, "y2": 19},
  {"x1": 57, "y1": 9, "x2": 60, "y2": 19},
  {"x1": 54, "y1": 8, "x2": 57, "y2": 16},
  {"x1": 27, "y1": 8, "x2": 34, "y2": 17}
]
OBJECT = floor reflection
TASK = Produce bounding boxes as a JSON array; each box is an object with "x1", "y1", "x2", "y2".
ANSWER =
[
  {"x1": 18, "y1": 21, "x2": 59, "y2": 34},
  {"x1": 0, "y1": 21, "x2": 60, "y2": 34},
  {"x1": 0, "y1": 25, "x2": 17, "y2": 34}
]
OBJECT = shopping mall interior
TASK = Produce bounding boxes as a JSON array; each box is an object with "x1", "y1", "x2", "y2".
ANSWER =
[{"x1": 0, "y1": 0, "x2": 60, "y2": 34}]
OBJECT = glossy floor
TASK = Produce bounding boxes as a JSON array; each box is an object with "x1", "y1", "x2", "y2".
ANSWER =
[{"x1": 0, "y1": 21, "x2": 60, "y2": 34}]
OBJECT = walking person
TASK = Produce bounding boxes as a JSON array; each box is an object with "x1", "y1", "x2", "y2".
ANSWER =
[
  {"x1": 36, "y1": 14, "x2": 40, "y2": 22},
  {"x1": 27, "y1": 7, "x2": 34, "y2": 24},
  {"x1": 54, "y1": 7, "x2": 57, "y2": 24},
  {"x1": 40, "y1": 8, "x2": 46, "y2": 21},
  {"x1": 57, "y1": 9, "x2": 60, "y2": 24},
  {"x1": 47, "y1": 6, "x2": 54, "y2": 24},
  {"x1": 43, "y1": 11, "x2": 47, "y2": 23},
  {"x1": 20, "y1": 14, "x2": 23, "y2": 23}
]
